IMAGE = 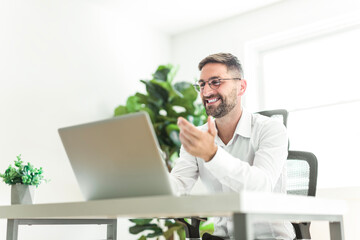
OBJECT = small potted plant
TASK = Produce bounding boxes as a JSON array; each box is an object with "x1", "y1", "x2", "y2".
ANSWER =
[{"x1": 0, "y1": 154, "x2": 47, "y2": 204}]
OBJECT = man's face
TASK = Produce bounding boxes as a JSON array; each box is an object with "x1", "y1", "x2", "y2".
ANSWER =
[{"x1": 199, "y1": 63, "x2": 240, "y2": 118}]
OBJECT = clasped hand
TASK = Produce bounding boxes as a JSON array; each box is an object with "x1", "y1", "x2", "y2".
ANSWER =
[{"x1": 177, "y1": 116, "x2": 218, "y2": 162}]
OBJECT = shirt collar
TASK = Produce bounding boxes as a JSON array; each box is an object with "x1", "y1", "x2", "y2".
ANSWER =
[
  {"x1": 212, "y1": 107, "x2": 252, "y2": 146},
  {"x1": 234, "y1": 107, "x2": 252, "y2": 138}
]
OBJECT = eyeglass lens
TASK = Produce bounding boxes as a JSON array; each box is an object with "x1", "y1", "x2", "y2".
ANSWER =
[{"x1": 194, "y1": 78, "x2": 222, "y2": 92}]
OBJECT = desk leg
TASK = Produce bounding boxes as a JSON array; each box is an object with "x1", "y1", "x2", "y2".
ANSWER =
[
  {"x1": 107, "y1": 219, "x2": 117, "y2": 240},
  {"x1": 233, "y1": 213, "x2": 254, "y2": 240},
  {"x1": 6, "y1": 219, "x2": 19, "y2": 240},
  {"x1": 329, "y1": 217, "x2": 345, "y2": 240}
]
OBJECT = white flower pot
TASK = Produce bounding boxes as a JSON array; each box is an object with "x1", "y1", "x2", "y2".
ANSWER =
[{"x1": 11, "y1": 184, "x2": 35, "y2": 205}]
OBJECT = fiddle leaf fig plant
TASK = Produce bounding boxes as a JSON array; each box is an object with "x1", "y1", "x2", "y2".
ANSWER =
[
  {"x1": 0, "y1": 154, "x2": 48, "y2": 187},
  {"x1": 114, "y1": 64, "x2": 212, "y2": 240},
  {"x1": 114, "y1": 64, "x2": 207, "y2": 169}
]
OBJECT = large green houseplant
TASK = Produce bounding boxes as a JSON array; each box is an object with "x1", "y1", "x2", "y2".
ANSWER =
[
  {"x1": 114, "y1": 64, "x2": 206, "y2": 169},
  {"x1": 114, "y1": 65, "x2": 213, "y2": 240}
]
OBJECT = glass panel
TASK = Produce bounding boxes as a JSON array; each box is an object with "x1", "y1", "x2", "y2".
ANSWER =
[
  {"x1": 288, "y1": 102, "x2": 360, "y2": 188},
  {"x1": 262, "y1": 27, "x2": 360, "y2": 110},
  {"x1": 261, "y1": 27, "x2": 360, "y2": 188}
]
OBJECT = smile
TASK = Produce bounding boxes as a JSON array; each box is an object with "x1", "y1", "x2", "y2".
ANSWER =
[{"x1": 206, "y1": 98, "x2": 220, "y2": 105}]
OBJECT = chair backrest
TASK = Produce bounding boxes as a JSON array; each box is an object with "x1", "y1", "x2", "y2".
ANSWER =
[
  {"x1": 257, "y1": 109, "x2": 289, "y2": 149},
  {"x1": 256, "y1": 110, "x2": 318, "y2": 197},
  {"x1": 256, "y1": 109, "x2": 288, "y2": 128},
  {"x1": 286, "y1": 150, "x2": 318, "y2": 197},
  {"x1": 287, "y1": 150, "x2": 318, "y2": 239}
]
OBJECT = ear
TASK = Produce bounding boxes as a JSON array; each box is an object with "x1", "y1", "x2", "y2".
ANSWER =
[{"x1": 238, "y1": 79, "x2": 247, "y2": 96}]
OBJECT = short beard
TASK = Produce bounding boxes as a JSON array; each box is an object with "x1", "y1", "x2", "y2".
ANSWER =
[{"x1": 204, "y1": 88, "x2": 237, "y2": 118}]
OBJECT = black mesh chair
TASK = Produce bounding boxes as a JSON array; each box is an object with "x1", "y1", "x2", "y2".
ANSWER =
[{"x1": 287, "y1": 150, "x2": 318, "y2": 239}]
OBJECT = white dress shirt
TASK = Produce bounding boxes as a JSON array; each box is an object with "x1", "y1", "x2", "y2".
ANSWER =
[{"x1": 170, "y1": 108, "x2": 296, "y2": 239}]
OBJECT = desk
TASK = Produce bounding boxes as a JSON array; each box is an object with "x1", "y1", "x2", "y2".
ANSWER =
[{"x1": 0, "y1": 191, "x2": 346, "y2": 240}]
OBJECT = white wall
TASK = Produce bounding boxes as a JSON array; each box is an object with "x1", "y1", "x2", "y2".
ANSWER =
[
  {"x1": 0, "y1": 1, "x2": 170, "y2": 239},
  {"x1": 170, "y1": 0, "x2": 360, "y2": 238}
]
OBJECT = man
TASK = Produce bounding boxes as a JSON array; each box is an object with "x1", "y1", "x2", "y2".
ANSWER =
[{"x1": 170, "y1": 53, "x2": 295, "y2": 239}]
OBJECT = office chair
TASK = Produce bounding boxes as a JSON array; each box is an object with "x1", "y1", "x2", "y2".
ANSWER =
[
  {"x1": 257, "y1": 109, "x2": 289, "y2": 149},
  {"x1": 256, "y1": 109, "x2": 288, "y2": 127},
  {"x1": 287, "y1": 150, "x2": 318, "y2": 239}
]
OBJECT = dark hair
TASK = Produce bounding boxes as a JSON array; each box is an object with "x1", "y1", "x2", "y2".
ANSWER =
[{"x1": 198, "y1": 53, "x2": 243, "y2": 78}]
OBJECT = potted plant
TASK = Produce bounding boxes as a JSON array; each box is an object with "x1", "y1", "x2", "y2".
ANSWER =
[
  {"x1": 0, "y1": 154, "x2": 47, "y2": 204},
  {"x1": 114, "y1": 64, "x2": 213, "y2": 240},
  {"x1": 114, "y1": 64, "x2": 207, "y2": 170}
]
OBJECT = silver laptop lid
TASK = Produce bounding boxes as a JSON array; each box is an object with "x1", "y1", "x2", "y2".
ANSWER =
[{"x1": 58, "y1": 112, "x2": 174, "y2": 200}]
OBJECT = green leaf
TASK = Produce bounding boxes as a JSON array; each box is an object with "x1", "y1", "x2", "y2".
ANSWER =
[
  {"x1": 170, "y1": 86, "x2": 196, "y2": 113},
  {"x1": 177, "y1": 227, "x2": 186, "y2": 240},
  {"x1": 164, "y1": 104, "x2": 178, "y2": 118},
  {"x1": 129, "y1": 219, "x2": 153, "y2": 225},
  {"x1": 167, "y1": 65, "x2": 179, "y2": 83},
  {"x1": 135, "y1": 92, "x2": 149, "y2": 104},
  {"x1": 164, "y1": 219, "x2": 176, "y2": 227},
  {"x1": 138, "y1": 235, "x2": 147, "y2": 240},
  {"x1": 147, "y1": 227, "x2": 163, "y2": 238},
  {"x1": 200, "y1": 222, "x2": 214, "y2": 237},
  {"x1": 152, "y1": 64, "x2": 179, "y2": 83},
  {"x1": 200, "y1": 222, "x2": 214, "y2": 232},
  {"x1": 163, "y1": 224, "x2": 183, "y2": 239},
  {"x1": 129, "y1": 223, "x2": 163, "y2": 238},
  {"x1": 149, "y1": 80, "x2": 175, "y2": 101},
  {"x1": 129, "y1": 224, "x2": 156, "y2": 234},
  {"x1": 165, "y1": 124, "x2": 179, "y2": 135},
  {"x1": 153, "y1": 65, "x2": 171, "y2": 81},
  {"x1": 114, "y1": 105, "x2": 128, "y2": 116},
  {"x1": 166, "y1": 125, "x2": 181, "y2": 147},
  {"x1": 174, "y1": 82, "x2": 197, "y2": 102},
  {"x1": 141, "y1": 80, "x2": 168, "y2": 106},
  {"x1": 126, "y1": 95, "x2": 142, "y2": 112},
  {"x1": 150, "y1": 79, "x2": 183, "y2": 101}
]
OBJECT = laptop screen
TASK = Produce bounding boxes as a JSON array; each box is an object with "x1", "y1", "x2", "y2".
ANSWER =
[{"x1": 58, "y1": 112, "x2": 174, "y2": 200}]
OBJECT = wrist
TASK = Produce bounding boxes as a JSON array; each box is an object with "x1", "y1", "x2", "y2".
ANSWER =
[{"x1": 204, "y1": 144, "x2": 218, "y2": 162}]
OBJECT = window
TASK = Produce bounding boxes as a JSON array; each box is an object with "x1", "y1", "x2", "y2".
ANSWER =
[{"x1": 261, "y1": 27, "x2": 360, "y2": 188}]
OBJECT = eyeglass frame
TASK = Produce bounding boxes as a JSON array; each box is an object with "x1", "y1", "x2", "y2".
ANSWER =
[{"x1": 193, "y1": 77, "x2": 242, "y2": 92}]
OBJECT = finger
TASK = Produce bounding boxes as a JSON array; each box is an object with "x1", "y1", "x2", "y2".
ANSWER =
[
  {"x1": 179, "y1": 131, "x2": 191, "y2": 145},
  {"x1": 179, "y1": 133, "x2": 195, "y2": 153},
  {"x1": 178, "y1": 117, "x2": 202, "y2": 139},
  {"x1": 180, "y1": 126, "x2": 202, "y2": 141},
  {"x1": 178, "y1": 117, "x2": 198, "y2": 130},
  {"x1": 207, "y1": 116, "x2": 217, "y2": 137},
  {"x1": 179, "y1": 130, "x2": 199, "y2": 148}
]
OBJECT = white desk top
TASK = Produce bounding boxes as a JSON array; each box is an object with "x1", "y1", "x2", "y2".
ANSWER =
[{"x1": 0, "y1": 191, "x2": 347, "y2": 219}]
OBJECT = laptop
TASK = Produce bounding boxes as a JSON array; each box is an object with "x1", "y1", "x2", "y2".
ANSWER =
[{"x1": 58, "y1": 112, "x2": 174, "y2": 201}]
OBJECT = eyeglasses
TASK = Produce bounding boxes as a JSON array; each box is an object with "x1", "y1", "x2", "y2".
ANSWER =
[{"x1": 193, "y1": 77, "x2": 241, "y2": 92}]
